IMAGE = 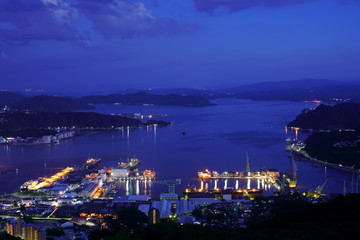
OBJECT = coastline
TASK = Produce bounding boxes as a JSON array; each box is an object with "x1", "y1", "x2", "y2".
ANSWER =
[{"x1": 292, "y1": 150, "x2": 359, "y2": 174}]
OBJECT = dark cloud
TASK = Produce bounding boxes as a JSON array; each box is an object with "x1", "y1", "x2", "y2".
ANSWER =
[
  {"x1": 74, "y1": 0, "x2": 194, "y2": 39},
  {"x1": 192, "y1": 0, "x2": 317, "y2": 14},
  {"x1": 0, "y1": 0, "x2": 78, "y2": 42}
]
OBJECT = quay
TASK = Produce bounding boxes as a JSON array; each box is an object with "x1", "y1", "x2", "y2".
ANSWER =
[
  {"x1": 198, "y1": 169, "x2": 278, "y2": 181},
  {"x1": 198, "y1": 152, "x2": 279, "y2": 181},
  {"x1": 197, "y1": 152, "x2": 300, "y2": 195},
  {"x1": 0, "y1": 168, "x2": 19, "y2": 173}
]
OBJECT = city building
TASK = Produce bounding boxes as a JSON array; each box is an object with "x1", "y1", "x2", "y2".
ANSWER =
[
  {"x1": 111, "y1": 168, "x2": 129, "y2": 178},
  {"x1": 148, "y1": 208, "x2": 160, "y2": 224},
  {"x1": 23, "y1": 224, "x2": 46, "y2": 240},
  {"x1": 7, "y1": 220, "x2": 46, "y2": 240},
  {"x1": 7, "y1": 219, "x2": 25, "y2": 238}
]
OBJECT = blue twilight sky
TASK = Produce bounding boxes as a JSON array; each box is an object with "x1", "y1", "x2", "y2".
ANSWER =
[{"x1": 0, "y1": 0, "x2": 360, "y2": 93}]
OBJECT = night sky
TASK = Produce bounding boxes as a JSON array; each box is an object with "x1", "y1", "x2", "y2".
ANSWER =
[{"x1": 0, "y1": 0, "x2": 360, "y2": 93}]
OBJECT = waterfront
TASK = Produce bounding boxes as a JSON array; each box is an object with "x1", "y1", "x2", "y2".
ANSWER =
[{"x1": 0, "y1": 99, "x2": 355, "y2": 196}]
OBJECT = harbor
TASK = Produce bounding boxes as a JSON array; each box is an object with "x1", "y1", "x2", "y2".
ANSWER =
[{"x1": 19, "y1": 158, "x2": 156, "y2": 199}]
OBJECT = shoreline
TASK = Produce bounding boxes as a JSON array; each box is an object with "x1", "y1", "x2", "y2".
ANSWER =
[
  {"x1": 0, "y1": 122, "x2": 170, "y2": 146},
  {"x1": 292, "y1": 150, "x2": 359, "y2": 174}
]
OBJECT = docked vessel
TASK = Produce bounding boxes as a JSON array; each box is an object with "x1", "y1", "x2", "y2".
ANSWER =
[
  {"x1": 84, "y1": 158, "x2": 101, "y2": 169},
  {"x1": 21, "y1": 167, "x2": 74, "y2": 190},
  {"x1": 118, "y1": 158, "x2": 140, "y2": 170},
  {"x1": 142, "y1": 169, "x2": 156, "y2": 179},
  {"x1": 20, "y1": 178, "x2": 43, "y2": 190}
]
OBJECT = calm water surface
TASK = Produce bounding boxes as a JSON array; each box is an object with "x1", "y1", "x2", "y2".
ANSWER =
[{"x1": 0, "y1": 99, "x2": 354, "y2": 196}]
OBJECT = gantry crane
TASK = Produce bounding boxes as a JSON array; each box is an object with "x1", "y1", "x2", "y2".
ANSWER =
[{"x1": 154, "y1": 179, "x2": 181, "y2": 193}]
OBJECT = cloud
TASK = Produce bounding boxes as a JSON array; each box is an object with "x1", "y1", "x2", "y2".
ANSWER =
[
  {"x1": 0, "y1": 0, "x2": 194, "y2": 43},
  {"x1": 192, "y1": 0, "x2": 317, "y2": 14},
  {"x1": 0, "y1": 51, "x2": 16, "y2": 62},
  {"x1": 74, "y1": 0, "x2": 194, "y2": 39},
  {"x1": 0, "y1": 0, "x2": 78, "y2": 43}
]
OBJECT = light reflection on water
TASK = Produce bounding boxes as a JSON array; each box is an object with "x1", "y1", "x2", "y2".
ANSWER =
[
  {"x1": 0, "y1": 99, "x2": 356, "y2": 196},
  {"x1": 113, "y1": 179, "x2": 154, "y2": 196},
  {"x1": 198, "y1": 179, "x2": 272, "y2": 192}
]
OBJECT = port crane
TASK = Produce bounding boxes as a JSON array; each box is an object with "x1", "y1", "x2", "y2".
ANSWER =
[
  {"x1": 288, "y1": 154, "x2": 297, "y2": 189},
  {"x1": 154, "y1": 179, "x2": 181, "y2": 193},
  {"x1": 245, "y1": 152, "x2": 251, "y2": 177},
  {"x1": 306, "y1": 179, "x2": 328, "y2": 198}
]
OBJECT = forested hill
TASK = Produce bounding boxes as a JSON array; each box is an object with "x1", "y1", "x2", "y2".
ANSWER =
[
  {"x1": 13, "y1": 95, "x2": 95, "y2": 112},
  {"x1": 0, "y1": 112, "x2": 169, "y2": 130},
  {"x1": 287, "y1": 103, "x2": 360, "y2": 130},
  {"x1": 0, "y1": 91, "x2": 27, "y2": 107},
  {"x1": 303, "y1": 130, "x2": 360, "y2": 168},
  {"x1": 0, "y1": 91, "x2": 215, "y2": 112},
  {"x1": 228, "y1": 84, "x2": 360, "y2": 102},
  {"x1": 80, "y1": 91, "x2": 215, "y2": 107},
  {"x1": 86, "y1": 194, "x2": 360, "y2": 240}
]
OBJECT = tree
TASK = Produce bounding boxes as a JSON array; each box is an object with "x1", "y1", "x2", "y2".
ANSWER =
[
  {"x1": 19, "y1": 204, "x2": 26, "y2": 216},
  {"x1": 46, "y1": 228, "x2": 65, "y2": 236},
  {"x1": 21, "y1": 215, "x2": 34, "y2": 224},
  {"x1": 0, "y1": 234, "x2": 22, "y2": 240},
  {"x1": 117, "y1": 208, "x2": 148, "y2": 231},
  {"x1": 192, "y1": 208, "x2": 202, "y2": 220},
  {"x1": 88, "y1": 229, "x2": 114, "y2": 240}
]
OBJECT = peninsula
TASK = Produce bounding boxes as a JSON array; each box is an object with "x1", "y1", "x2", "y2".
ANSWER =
[{"x1": 287, "y1": 103, "x2": 360, "y2": 131}]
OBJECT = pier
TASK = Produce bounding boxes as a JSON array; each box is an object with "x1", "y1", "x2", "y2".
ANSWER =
[
  {"x1": 198, "y1": 152, "x2": 279, "y2": 181},
  {"x1": 198, "y1": 169, "x2": 277, "y2": 181},
  {"x1": 197, "y1": 152, "x2": 299, "y2": 194},
  {"x1": 0, "y1": 168, "x2": 19, "y2": 173}
]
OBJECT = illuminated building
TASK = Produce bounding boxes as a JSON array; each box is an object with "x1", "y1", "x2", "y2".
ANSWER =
[
  {"x1": 7, "y1": 219, "x2": 25, "y2": 238},
  {"x1": 170, "y1": 202, "x2": 177, "y2": 215},
  {"x1": 148, "y1": 208, "x2": 160, "y2": 224},
  {"x1": 23, "y1": 224, "x2": 46, "y2": 240},
  {"x1": 79, "y1": 182, "x2": 99, "y2": 198},
  {"x1": 160, "y1": 193, "x2": 178, "y2": 201},
  {"x1": 110, "y1": 168, "x2": 129, "y2": 178},
  {"x1": 7, "y1": 220, "x2": 46, "y2": 240}
]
